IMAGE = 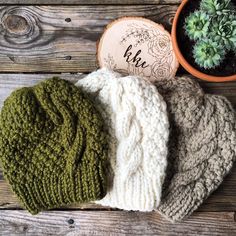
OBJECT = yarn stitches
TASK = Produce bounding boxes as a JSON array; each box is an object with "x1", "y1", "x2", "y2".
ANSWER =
[
  {"x1": 0, "y1": 77, "x2": 108, "y2": 214},
  {"x1": 156, "y1": 76, "x2": 236, "y2": 222},
  {"x1": 76, "y1": 68, "x2": 169, "y2": 211}
]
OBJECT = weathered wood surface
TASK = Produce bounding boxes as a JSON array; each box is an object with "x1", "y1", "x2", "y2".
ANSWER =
[
  {"x1": 0, "y1": 73, "x2": 236, "y2": 108},
  {"x1": 0, "y1": 0, "x2": 181, "y2": 5},
  {"x1": 0, "y1": 5, "x2": 177, "y2": 72},
  {"x1": 0, "y1": 1, "x2": 235, "y2": 234},
  {"x1": 0, "y1": 210, "x2": 235, "y2": 235},
  {"x1": 0, "y1": 74, "x2": 236, "y2": 214}
]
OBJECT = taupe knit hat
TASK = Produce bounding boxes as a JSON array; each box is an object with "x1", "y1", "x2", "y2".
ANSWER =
[{"x1": 156, "y1": 76, "x2": 236, "y2": 222}]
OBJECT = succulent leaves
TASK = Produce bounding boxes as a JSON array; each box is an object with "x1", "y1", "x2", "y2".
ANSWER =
[
  {"x1": 184, "y1": 0, "x2": 236, "y2": 69},
  {"x1": 210, "y1": 14, "x2": 236, "y2": 51},
  {"x1": 185, "y1": 11, "x2": 210, "y2": 40},
  {"x1": 200, "y1": 0, "x2": 232, "y2": 15},
  {"x1": 193, "y1": 40, "x2": 226, "y2": 69}
]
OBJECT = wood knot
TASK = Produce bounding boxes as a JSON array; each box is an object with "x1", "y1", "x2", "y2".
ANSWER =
[
  {"x1": 169, "y1": 16, "x2": 174, "y2": 26},
  {"x1": 3, "y1": 15, "x2": 28, "y2": 34},
  {"x1": 0, "y1": 7, "x2": 41, "y2": 46}
]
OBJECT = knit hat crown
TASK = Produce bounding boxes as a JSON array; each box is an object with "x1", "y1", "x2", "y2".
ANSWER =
[
  {"x1": 0, "y1": 77, "x2": 108, "y2": 214},
  {"x1": 156, "y1": 76, "x2": 236, "y2": 222},
  {"x1": 76, "y1": 68, "x2": 169, "y2": 211}
]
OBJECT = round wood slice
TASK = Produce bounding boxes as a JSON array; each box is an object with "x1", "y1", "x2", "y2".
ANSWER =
[{"x1": 97, "y1": 17, "x2": 179, "y2": 82}]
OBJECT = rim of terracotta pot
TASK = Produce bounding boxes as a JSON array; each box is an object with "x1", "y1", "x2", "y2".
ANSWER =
[{"x1": 171, "y1": 0, "x2": 236, "y2": 82}]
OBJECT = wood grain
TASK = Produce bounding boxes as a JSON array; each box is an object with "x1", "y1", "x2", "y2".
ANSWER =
[
  {"x1": 0, "y1": 74, "x2": 236, "y2": 108},
  {"x1": 0, "y1": 0, "x2": 181, "y2": 5},
  {"x1": 0, "y1": 74, "x2": 235, "y2": 212},
  {"x1": 0, "y1": 210, "x2": 235, "y2": 235},
  {"x1": 0, "y1": 0, "x2": 234, "y2": 234},
  {"x1": 0, "y1": 5, "x2": 177, "y2": 73}
]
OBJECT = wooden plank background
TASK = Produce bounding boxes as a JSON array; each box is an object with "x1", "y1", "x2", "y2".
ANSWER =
[
  {"x1": 0, "y1": 0, "x2": 182, "y2": 5},
  {"x1": 0, "y1": 5, "x2": 177, "y2": 72},
  {"x1": 1, "y1": 211, "x2": 236, "y2": 235},
  {"x1": 0, "y1": 0, "x2": 235, "y2": 235}
]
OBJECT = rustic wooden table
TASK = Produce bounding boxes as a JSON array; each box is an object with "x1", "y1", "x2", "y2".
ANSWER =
[{"x1": 0, "y1": 1, "x2": 235, "y2": 235}]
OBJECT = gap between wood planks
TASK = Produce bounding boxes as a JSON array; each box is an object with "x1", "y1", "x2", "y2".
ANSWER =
[{"x1": 0, "y1": 0, "x2": 181, "y2": 5}]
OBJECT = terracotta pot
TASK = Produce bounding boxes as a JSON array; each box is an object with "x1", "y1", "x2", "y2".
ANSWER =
[{"x1": 171, "y1": 0, "x2": 236, "y2": 82}]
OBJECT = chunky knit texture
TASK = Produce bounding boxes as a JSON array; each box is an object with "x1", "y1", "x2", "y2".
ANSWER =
[
  {"x1": 156, "y1": 76, "x2": 236, "y2": 222},
  {"x1": 76, "y1": 68, "x2": 169, "y2": 211},
  {"x1": 0, "y1": 77, "x2": 108, "y2": 214}
]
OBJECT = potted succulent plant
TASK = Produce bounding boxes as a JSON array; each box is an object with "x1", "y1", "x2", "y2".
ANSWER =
[{"x1": 172, "y1": 0, "x2": 236, "y2": 82}]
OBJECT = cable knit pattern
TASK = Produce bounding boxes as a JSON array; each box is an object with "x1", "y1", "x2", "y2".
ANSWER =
[
  {"x1": 0, "y1": 77, "x2": 108, "y2": 214},
  {"x1": 76, "y1": 68, "x2": 169, "y2": 211},
  {"x1": 156, "y1": 76, "x2": 236, "y2": 222}
]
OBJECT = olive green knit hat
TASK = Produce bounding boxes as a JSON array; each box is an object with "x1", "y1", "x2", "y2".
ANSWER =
[{"x1": 0, "y1": 77, "x2": 108, "y2": 214}]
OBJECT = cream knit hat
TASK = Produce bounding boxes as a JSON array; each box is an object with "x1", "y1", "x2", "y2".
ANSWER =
[
  {"x1": 76, "y1": 68, "x2": 169, "y2": 211},
  {"x1": 156, "y1": 76, "x2": 236, "y2": 222}
]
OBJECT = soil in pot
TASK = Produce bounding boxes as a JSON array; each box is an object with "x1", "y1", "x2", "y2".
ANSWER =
[{"x1": 176, "y1": 0, "x2": 236, "y2": 77}]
